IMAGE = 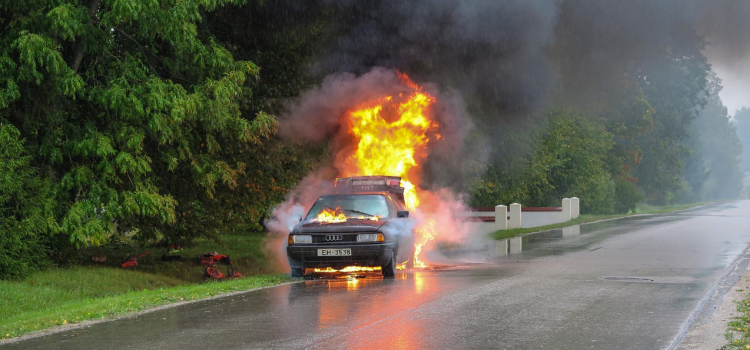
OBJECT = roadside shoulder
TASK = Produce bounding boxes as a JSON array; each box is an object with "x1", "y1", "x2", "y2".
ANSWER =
[{"x1": 676, "y1": 245, "x2": 750, "y2": 349}]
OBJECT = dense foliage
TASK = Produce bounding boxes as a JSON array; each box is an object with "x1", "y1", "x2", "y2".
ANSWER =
[
  {"x1": 0, "y1": 124, "x2": 55, "y2": 278},
  {"x1": 0, "y1": 0, "x2": 324, "y2": 278},
  {"x1": 735, "y1": 108, "x2": 750, "y2": 176}
]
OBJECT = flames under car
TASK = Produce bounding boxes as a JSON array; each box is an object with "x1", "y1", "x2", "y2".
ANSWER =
[{"x1": 286, "y1": 176, "x2": 413, "y2": 278}]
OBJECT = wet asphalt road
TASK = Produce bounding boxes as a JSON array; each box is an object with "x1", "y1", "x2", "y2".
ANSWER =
[{"x1": 6, "y1": 201, "x2": 750, "y2": 350}]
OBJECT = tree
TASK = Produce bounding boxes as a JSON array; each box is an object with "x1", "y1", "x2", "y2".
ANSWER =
[
  {"x1": 682, "y1": 72, "x2": 742, "y2": 201},
  {"x1": 471, "y1": 111, "x2": 619, "y2": 214},
  {"x1": 0, "y1": 124, "x2": 56, "y2": 279},
  {"x1": 632, "y1": 38, "x2": 710, "y2": 204},
  {"x1": 0, "y1": 0, "x2": 277, "y2": 250},
  {"x1": 735, "y1": 107, "x2": 750, "y2": 174}
]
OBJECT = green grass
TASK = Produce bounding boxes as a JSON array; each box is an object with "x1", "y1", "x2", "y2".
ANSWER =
[
  {"x1": 490, "y1": 202, "x2": 706, "y2": 240},
  {"x1": 725, "y1": 297, "x2": 750, "y2": 349},
  {"x1": 78, "y1": 233, "x2": 275, "y2": 283},
  {"x1": 0, "y1": 232, "x2": 292, "y2": 341},
  {"x1": 632, "y1": 202, "x2": 707, "y2": 214}
]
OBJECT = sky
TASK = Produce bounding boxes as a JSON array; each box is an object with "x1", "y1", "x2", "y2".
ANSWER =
[
  {"x1": 708, "y1": 55, "x2": 750, "y2": 116},
  {"x1": 697, "y1": 0, "x2": 750, "y2": 117}
]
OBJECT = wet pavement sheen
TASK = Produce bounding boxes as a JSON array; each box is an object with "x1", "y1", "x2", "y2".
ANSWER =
[{"x1": 6, "y1": 201, "x2": 750, "y2": 349}]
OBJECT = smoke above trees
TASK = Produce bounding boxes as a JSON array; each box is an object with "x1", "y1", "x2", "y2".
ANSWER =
[
  {"x1": 313, "y1": 0, "x2": 750, "y2": 118},
  {"x1": 277, "y1": 0, "x2": 749, "y2": 205}
]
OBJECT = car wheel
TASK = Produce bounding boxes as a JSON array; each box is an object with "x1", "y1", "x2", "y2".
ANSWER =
[
  {"x1": 288, "y1": 257, "x2": 304, "y2": 278},
  {"x1": 291, "y1": 267, "x2": 304, "y2": 277},
  {"x1": 382, "y1": 254, "x2": 396, "y2": 278}
]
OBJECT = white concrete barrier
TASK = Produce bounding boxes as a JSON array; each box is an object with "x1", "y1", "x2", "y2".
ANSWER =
[
  {"x1": 465, "y1": 197, "x2": 579, "y2": 234},
  {"x1": 521, "y1": 209, "x2": 564, "y2": 228},
  {"x1": 495, "y1": 205, "x2": 508, "y2": 231},
  {"x1": 466, "y1": 221, "x2": 498, "y2": 235},
  {"x1": 561, "y1": 198, "x2": 572, "y2": 222},
  {"x1": 509, "y1": 203, "x2": 522, "y2": 229},
  {"x1": 464, "y1": 211, "x2": 493, "y2": 217}
]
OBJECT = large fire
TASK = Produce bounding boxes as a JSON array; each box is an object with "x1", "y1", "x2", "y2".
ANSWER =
[
  {"x1": 413, "y1": 219, "x2": 437, "y2": 268},
  {"x1": 342, "y1": 73, "x2": 439, "y2": 268},
  {"x1": 314, "y1": 266, "x2": 381, "y2": 273},
  {"x1": 314, "y1": 207, "x2": 380, "y2": 223},
  {"x1": 313, "y1": 265, "x2": 407, "y2": 273},
  {"x1": 315, "y1": 208, "x2": 347, "y2": 223}
]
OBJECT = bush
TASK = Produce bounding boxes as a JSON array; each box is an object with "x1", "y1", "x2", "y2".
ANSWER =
[
  {"x1": 525, "y1": 111, "x2": 617, "y2": 212},
  {"x1": 0, "y1": 124, "x2": 57, "y2": 279},
  {"x1": 576, "y1": 172, "x2": 616, "y2": 214},
  {"x1": 613, "y1": 179, "x2": 643, "y2": 214},
  {"x1": 468, "y1": 110, "x2": 621, "y2": 213},
  {"x1": 0, "y1": 231, "x2": 51, "y2": 280}
]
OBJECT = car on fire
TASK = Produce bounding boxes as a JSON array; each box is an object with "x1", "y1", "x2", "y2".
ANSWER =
[{"x1": 286, "y1": 176, "x2": 414, "y2": 278}]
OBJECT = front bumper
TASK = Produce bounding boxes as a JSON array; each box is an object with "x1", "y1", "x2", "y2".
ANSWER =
[{"x1": 287, "y1": 242, "x2": 395, "y2": 268}]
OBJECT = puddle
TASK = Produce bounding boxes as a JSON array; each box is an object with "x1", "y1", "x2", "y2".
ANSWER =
[{"x1": 438, "y1": 214, "x2": 693, "y2": 262}]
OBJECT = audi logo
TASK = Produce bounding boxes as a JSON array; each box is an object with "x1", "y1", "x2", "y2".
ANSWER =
[{"x1": 325, "y1": 234, "x2": 343, "y2": 242}]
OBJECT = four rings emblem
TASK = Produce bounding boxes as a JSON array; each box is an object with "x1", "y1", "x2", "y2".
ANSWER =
[{"x1": 325, "y1": 234, "x2": 343, "y2": 242}]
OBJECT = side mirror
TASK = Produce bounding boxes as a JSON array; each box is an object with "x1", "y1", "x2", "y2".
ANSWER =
[{"x1": 397, "y1": 210, "x2": 409, "y2": 218}]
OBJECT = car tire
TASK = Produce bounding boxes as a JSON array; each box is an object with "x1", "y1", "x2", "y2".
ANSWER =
[
  {"x1": 288, "y1": 258, "x2": 304, "y2": 278},
  {"x1": 291, "y1": 267, "x2": 304, "y2": 278},
  {"x1": 382, "y1": 253, "x2": 396, "y2": 278}
]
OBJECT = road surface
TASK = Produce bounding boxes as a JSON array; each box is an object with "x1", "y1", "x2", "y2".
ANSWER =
[{"x1": 6, "y1": 201, "x2": 750, "y2": 349}]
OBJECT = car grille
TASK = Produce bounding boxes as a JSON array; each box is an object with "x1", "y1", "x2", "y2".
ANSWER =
[{"x1": 312, "y1": 234, "x2": 359, "y2": 243}]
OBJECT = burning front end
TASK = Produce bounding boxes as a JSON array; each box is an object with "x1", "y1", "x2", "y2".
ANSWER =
[{"x1": 286, "y1": 176, "x2": 411, "y2": 278}]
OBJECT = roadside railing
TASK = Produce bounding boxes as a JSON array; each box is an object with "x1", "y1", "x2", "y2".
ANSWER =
[{"x1": 463, "y1": 198, "x2": 580, "y2": 234}]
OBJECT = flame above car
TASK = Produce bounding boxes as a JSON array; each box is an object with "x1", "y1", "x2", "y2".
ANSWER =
[{"x1": 340, "y1": 73, "x2": 440, "y2": 267}]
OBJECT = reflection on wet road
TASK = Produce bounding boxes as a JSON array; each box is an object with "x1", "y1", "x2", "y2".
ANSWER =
[{"x1": 6, "y1": 202, "x2": 750, "y2": 350}]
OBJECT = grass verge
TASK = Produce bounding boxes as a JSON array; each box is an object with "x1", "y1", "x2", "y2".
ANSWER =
[
  {"x1": 490, "y1": 202, "x2": 706, "y2": 240},
  {"x1": 725, "y1": 296, "x2": 750, "y2": 349},
  {"x1": 0, "y1": 233, "x2": 292, "y2": 341}
]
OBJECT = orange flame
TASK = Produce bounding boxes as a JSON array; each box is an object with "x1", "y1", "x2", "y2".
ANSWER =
[
  {"x1": 316, "y1": 208, "x2": 347, "y2": 223},
  {"x1": 314, "y1": 266, "x2": 382, "y2": 273},
  {"x1": 343, "y1": 73, "x2": 439, "y2": 268},
  {"x1": 413, "y1": 219, "x2": 437, "y2": 268},
  {"x1": 314, "y1": 208, "x2": 380, "y2": 224}
]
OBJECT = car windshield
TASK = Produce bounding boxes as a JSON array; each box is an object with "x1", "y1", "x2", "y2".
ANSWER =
[{"x1": 304, "y1": 195, "x2": 390, "y2": 220}]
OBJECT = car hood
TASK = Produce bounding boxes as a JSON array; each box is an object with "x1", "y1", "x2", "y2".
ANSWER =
[{"x1": 294, "y1": 219, "x2": 387, "y2": 234}]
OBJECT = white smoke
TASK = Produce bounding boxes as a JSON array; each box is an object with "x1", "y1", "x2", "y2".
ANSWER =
[{"x1": 262, "y1": 170, "x2": 335, "y2": 271}]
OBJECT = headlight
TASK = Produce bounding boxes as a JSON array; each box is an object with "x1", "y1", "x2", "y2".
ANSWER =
[
  {"x1": 357, "y1": 233, "x2": 385, "y2": 242},
  {"x1": 290, "y1": 235, "x2": 312, "y2": 244}
]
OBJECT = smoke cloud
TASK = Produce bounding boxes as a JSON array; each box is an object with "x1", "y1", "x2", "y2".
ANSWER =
[
  {"x1": 299, "y1": 0, "x2": 750, "y2": 167},
  {"x1": 262, "y1": 169, "x2": 336, "y2": 272},
  {"x1": 265, "y1": 0, "x2": 750, "y2": 268},
  {"x1": 694, "y1": 1, "x2": 750, "y2": 114},
  {"x1": 313, "y1": 1, "x2": 560, "y2": 120}
]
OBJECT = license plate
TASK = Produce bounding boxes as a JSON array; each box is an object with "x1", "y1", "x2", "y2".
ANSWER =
[{"x1": 317, "y1": 248, "x2": 352, "y2": 257}]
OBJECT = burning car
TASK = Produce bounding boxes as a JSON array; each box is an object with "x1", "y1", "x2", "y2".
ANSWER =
[{"x1": 286, "y1": 176, "x2": 413, "y2": 278}]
